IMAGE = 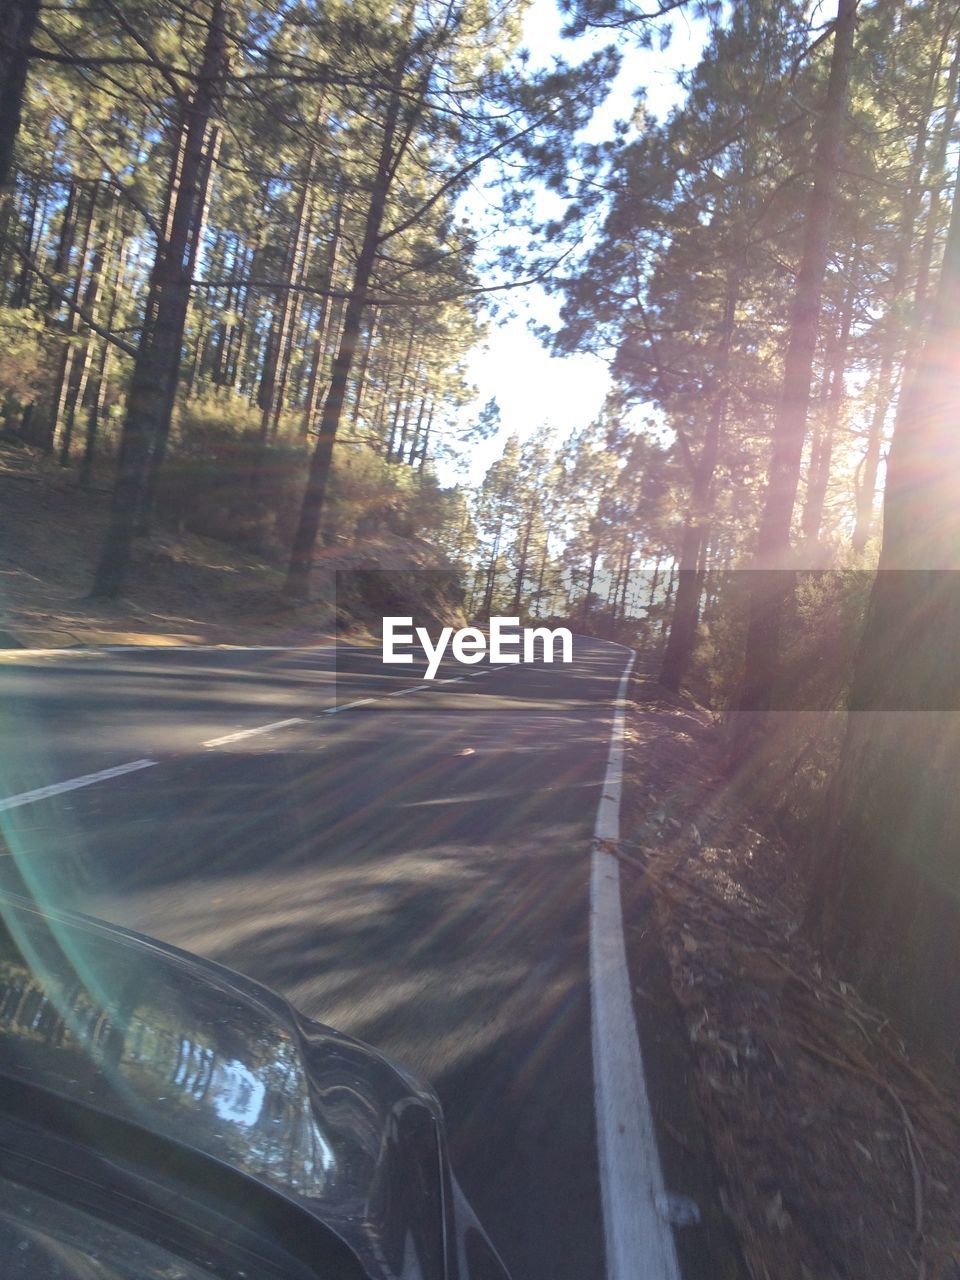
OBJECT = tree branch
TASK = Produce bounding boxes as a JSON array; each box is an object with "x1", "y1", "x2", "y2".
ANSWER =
[{"x1": 5, "y1": 241, "x2": 138, "y2": 357}]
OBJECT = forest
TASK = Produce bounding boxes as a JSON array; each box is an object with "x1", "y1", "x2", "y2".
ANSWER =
[{"x1": 2, "y1": 0, "x2": 960, "y2": 1117}]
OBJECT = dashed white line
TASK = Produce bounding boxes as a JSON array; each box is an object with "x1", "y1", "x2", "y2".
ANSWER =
[
  {"x1": 590, "y1": 651, "x2": 680, "y2": 1280},
  {"x1": 99, "y1": 644, "x2": 341, "y2": 653},
  {"x1": 0, "y1": 652, "x2": 507, "y2": 813},
  {"x1": 322, "y1": 698, "x2": 376, "y2": 713},
  {"x1": 0, "y1": 759, "x2": 158, "y2": 812},
  {"x1": 202, "y1": 718, "x2": 306, "y2": 748},
  {"x1": 0, "y1": 642, "x2": 366, "y2": 659}
]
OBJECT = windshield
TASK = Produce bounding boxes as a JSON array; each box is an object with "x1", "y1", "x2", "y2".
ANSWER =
[{"x1": 0, "y1": 1175, "x2": 214, "y2": 1280}]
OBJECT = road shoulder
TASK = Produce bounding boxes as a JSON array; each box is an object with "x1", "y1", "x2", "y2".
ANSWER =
[{"x1": 617, "y1": 671, "x2": 960, "y2": 1280}]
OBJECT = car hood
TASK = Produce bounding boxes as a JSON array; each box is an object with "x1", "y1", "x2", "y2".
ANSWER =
[{"x1": 0, "y1": 891, "x2": 459, "y2": 1279}]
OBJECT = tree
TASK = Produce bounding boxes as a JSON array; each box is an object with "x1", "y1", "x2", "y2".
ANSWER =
[
  {"x1": 509, "y1": 430, "x2": 556, "y2": 615},
  {"x1": 0, "y1": 0, "x2": 41, "y2": 192},
  {"x1": 474, "y1": 435, "x2": 520, "y2": 616},
  {"x1": 809, "y1": 154, "x2": 960, "y2": 1057},
  {"x1": 552, "y1": 0, "x2": 811, "y2": 683},
  {"x1": 283, "y1": 10, "x2": 425, "y2": 600},
  {"x1": 91, "y1": 0, "x2": 229, "y2": 596},
  {"x1": 735, "y1": 0, "x2": 858, "y2": 727},
  {"x1": 281, "y1": 0, "x2": 615, "y2": 598},
  {"x1": 850, "y1": 6, "x2": 960, "y2": 554}
]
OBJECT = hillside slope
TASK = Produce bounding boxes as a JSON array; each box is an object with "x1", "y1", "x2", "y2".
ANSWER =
[{"x1": 0, "y1": 440, "x2": 461, "y2": 649}]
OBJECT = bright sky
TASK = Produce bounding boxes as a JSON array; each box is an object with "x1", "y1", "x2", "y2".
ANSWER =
[{"x1": 448, "y1": 0, "x2": 709, "y2": 482}]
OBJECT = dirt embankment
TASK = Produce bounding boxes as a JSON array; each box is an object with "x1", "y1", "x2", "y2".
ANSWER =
[
  {"x1": 0, "y1": 440, "x2": 462, "y2": 649},
  {"x1": 621, "y1": 675, "x2": 960, "y2": 1280}
]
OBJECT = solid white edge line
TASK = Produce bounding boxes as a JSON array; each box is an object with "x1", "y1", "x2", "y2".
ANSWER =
[
  {"x1": 0, "y1": 759, "x2": 158, "y2": 813},
  {"x1": 590, "y1": 651, "x2": 681, "y2": 1280},
  {"x1": 202, "y1": 718, "x2": 306, "y2": 748}
]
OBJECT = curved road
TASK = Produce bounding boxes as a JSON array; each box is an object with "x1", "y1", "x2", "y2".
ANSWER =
[{"x1": 0, "y1": 636, "x2": 670, "y2": 1280}]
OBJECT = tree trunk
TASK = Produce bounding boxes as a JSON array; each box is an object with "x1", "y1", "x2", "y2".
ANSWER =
[
  {"x1": 618, "y1": 541, "x2": 633, "y2": 623},
  {"x1": 58, "y1": 188, "x2": 118, "y2": 465},
  {"x1": 0, "y1": 0, "x2": 41, "y2": 191},
  {"x1": 348, "y1": 306, "x2": 381, "y2": 431},
  {"x1": 736, "y1": 0, "x2": 858, "y2": 724},
  {"x1": 534, "y1": 537, "x2": 551, "y2": 615},
  {"x1": 646, "y1": 555, "x2": 662, "y2": 614},
  {"x1": 210, "y1": 232, "x2": 237, "y2": 385},
  {"x1": 406, "y1": 393, "x2": 428, "y2": 464},
  {"x1": 608, "y1": 543, "x2": 626, "y2": 626},
  {"x1": 851, "y1": 77, "x2": 936, "y2": 554},
  {"x1": 415, "y1": 400, "x2": 433, "y2": 470},
  {"x1": 660, "y1": 562, "x2": 677, "y2": 638},
  {"x1": 802, "y1": 232, "x2": 861, "y2": 545},
  {"x1": 661, "y1": 266, "x2": 739, "y2": 691},
  {"x1": 511, "y1": 510, "x2": 535, "y2": 614},
  {"x1": 809, "y1": 162, "x2": 960, "y2": 1060},
  {"x1": 582, "y1": 531, "x2": 600, "y2": 623},
  {"x1": 44, "y1": 180, "x2": 99, "y2": 456},
  {"x1": 906, "y1": 32, "x2": 960, "y2": 376},
  {"x1": 186, "y1": 310, "x2": 208, "y2": 397},
  {"x1": 139, "y1": 122, "x2": 221, "y2": 532},
  {"x1": 22, "y1": 179, "x2": 79, "y2": 447},
  {"x1": 90, "y1": 1, "x2": 228, "y2": 598},
  {"x1": 386, "y1": 329, "x2": 416, "y2": 460},
  {"x1": 79, "y1": 220, "x2": 130, "y2": 488},
  {"x1": 394, "y1": 354, "x2": 421, "y2": 462},
  {"x1": 187, "y1": 226, "x2": 224, "y2": 395},
  {"x1": 257, "y1": 142, "x2": 317, "y2": 449},
  {"x1": 369, "y1": 330, "x2": 398, "y2": 448},
  {"x1": 481, "y1": 527, "x2": 502, "y2": 618},
  {"x1": 300, "y1": 203, "x2": 342, "y2": 436},
  {"x1": 10, "y1": 172, "x2": 41, "y2": 306},
  {"x1": 285, "y1": 63, "x2": 409, "y2": 600},
  {"x1": 271, "y1": 184, "x2": 316, "y2": 435},
  {"x1": 218, "y1": 234, "x2": 252, "y2": 390}
]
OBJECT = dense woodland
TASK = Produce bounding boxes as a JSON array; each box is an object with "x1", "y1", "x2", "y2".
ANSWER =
[{"x1": 3, "y1": 0, "x2": 960, "y2": 1057}]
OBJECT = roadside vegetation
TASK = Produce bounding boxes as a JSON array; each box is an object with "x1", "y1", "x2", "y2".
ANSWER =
[{"x1": 2, "y1": 0, "x2": 960, "y2": 1274}]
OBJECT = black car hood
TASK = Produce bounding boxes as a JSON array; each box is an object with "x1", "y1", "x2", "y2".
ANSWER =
[{"x1": 0, "y1": 891, "x2": 458, "y2": 1279}]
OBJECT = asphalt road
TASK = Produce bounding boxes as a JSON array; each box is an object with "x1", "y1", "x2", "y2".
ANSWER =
[{"x1": 0, "y1": 636, "x2": 643, "y2": 1280}]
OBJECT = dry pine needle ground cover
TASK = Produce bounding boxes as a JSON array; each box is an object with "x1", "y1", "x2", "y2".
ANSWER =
[{"x1": 621, "y1": 674, "x2": 960, "y2": 1280}]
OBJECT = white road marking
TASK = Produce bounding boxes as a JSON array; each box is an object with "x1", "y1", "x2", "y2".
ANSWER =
[
  {"x1": 0, "y1": 648, "x2": 528, "y2": 814},
  {"x1": 0, "y1": 643, "x2": 365, "y2": 658},
  {"x1": 590, "y1": 652, "x2": 681, "y2": 1280},
  {"x1": 96, "y1": 644, "x2": 342, "y2": 653},
  {"x1": 0, "y1": 646, "x2": 463, "y2": 813},
  {"x1": 0, "y1": 649, "x2": 99, "y2": 659},
  {"x1": 322, "y1": 698, "x2": 376, "y2": 713},
  {"x1": 202, "y1": 718, "x2": 306, "y2": 748},
  {"x1": 0, "y1": 759, "x2": 158, "y2": 812}
]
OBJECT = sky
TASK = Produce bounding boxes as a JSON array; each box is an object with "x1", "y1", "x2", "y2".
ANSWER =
[{"x1": 447, "y1": 0, "x2": 709, "y2": 483}]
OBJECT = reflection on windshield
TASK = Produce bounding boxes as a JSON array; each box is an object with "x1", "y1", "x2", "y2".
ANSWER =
[
  {"x1": 206, "y1": 1056, "x2": 265, "y2": 1127},
  {"x1": 0, "y1": 902, "x2": 364, "y2": 1202}
]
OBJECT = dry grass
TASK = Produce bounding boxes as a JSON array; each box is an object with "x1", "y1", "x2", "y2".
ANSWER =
[{"x1": 0, "y1": 440, "x2": 446, "y2": 650}]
